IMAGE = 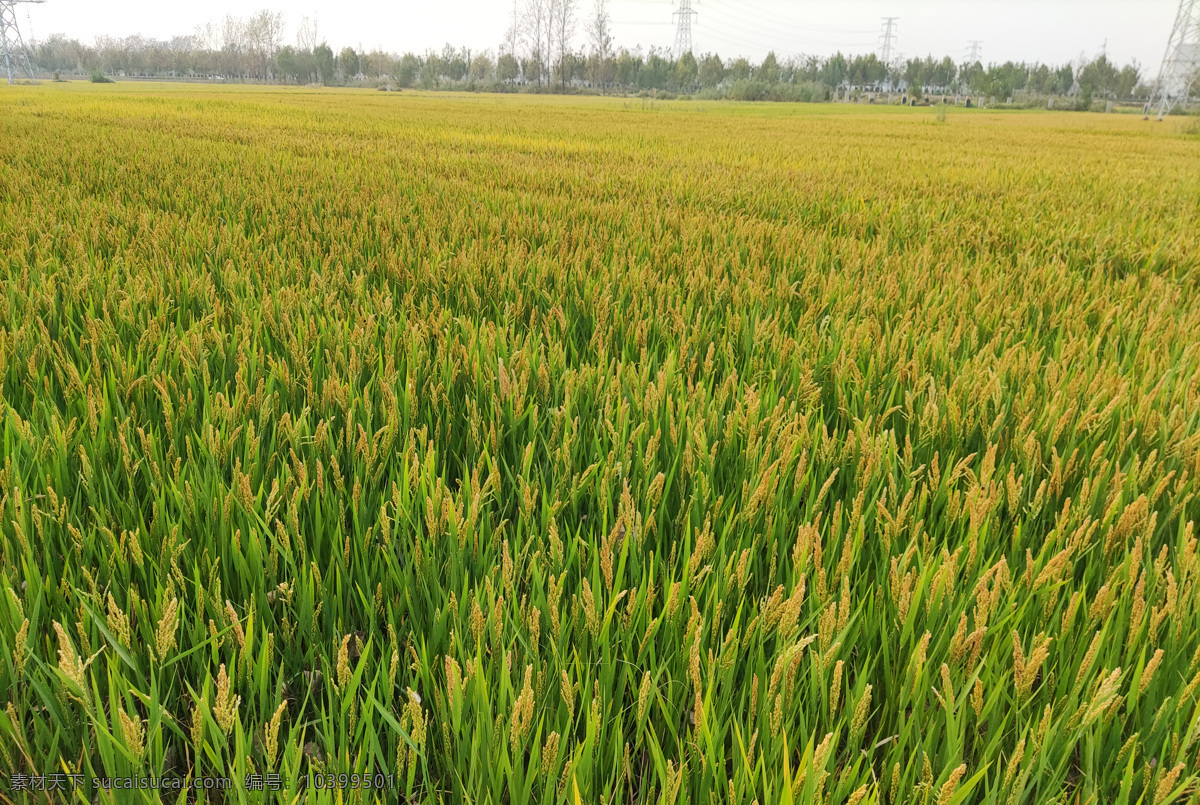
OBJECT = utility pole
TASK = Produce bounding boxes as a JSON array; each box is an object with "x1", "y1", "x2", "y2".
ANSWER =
[
  {"x1": 1147, "y1": 0, "x2": 1200, "y2": 120},
  {"x1": 673, "y1": 0, "x2": 696, "y2": 59},
  {"x1": 966, "y1": 40, "x2": 983, "y2": 63},
  {"x1": 1, "y1": 0, "x2": 43, "y2": 83}
]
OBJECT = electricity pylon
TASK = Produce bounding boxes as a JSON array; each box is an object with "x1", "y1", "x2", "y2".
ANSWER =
[
  {"x1": 879, "y1": 17, "x2": 898, "y2": 66},
  {"x1": 1, "y1": 0, "x2": 42, "y2": 84},
  {"x1": 673, "y1": 0, "x2": 696, "y2": 58},
  {"x1": 1147, "y1": 0, "x2": 1200, "y2": 120}
]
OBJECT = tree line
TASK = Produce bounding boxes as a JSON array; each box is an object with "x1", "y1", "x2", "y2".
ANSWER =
[{"x1": 31, "y1": 1, "x2": 1149, "y2": 105}]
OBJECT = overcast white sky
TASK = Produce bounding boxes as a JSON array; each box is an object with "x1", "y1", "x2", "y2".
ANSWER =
[{"x1": 22, "y1": 1, "x2": 1178, "y2": 69}]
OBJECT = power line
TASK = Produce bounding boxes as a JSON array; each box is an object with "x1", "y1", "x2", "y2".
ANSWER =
[
  {"x1": 696, "y1": 3, "x2": 877, "y2": 54},
  {"x1": 701, "y1": 0, "x2": 878, "y2": 39},
  {"x1": 613, "y1": 0, "x2": 904, "y2": 59},
  {"x1": 966, "y1": 40, "x2": 983, "y2": 63},
  {"x1": 696, "y1": 27, "x2": 873, "y2": 59},
  {"x1": 692, "y1": 21, "x2": 781, "y2": 56},
  {"x1": 623, "y1": 0, "x2": 883, "y2": 54}
]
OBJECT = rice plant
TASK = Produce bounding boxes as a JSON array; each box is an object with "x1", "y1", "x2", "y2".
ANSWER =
[{"x1": 2, "y1": 82, "x2": 1200, "y2": 804}]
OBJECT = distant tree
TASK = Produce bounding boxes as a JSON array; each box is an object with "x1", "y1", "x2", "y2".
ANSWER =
[
  {"x1": 521, "y1": 0, "x2": 550, "y2": 86},
  {"x1": 219, "y1": 16, "x2": 247, "y2": 79},
  {"x1": 364, "y1": 50, "x2": 393, "y2": 79},
  {"x1": 778, "y1": 55, "x2": 799, "y2": 84},
  {"x1": 698, "y1": 52, "x2": 724, "y2": 88},
  {"x1": 820, "y1": 52, "x2": 848, "y2": 88},
  {"x1": 41, "y1": 33, "x2": 95, "y2": 74},
  {"x1": 587, "y1": 0, "x2": 613, "y2": 89},
  {"x1": 1115, "y1": 62, "x2": 1140, "y2": 99},
  {"x1": 794, "y1": 54, "x2": 823, "y2": 83},
  {"x1": 560, "y1": 50, "x2": 587, "y2": 86},
  {"x1": 470, "y1": 52, "x2": 495, "y2": 84},
  {"x1": 1077, "y1": 54, "x2": 1120, "y2": 99},
  {"x1": 245, "y1": 10, "x2": 283, "y2": 79},
  {"x1": 440, "y1": 44, "x2": 468, "y2": 81},
  {"x1": 885, "y1": 58, "x2": 904, "y2": 91},
  {"x1": 420, "y1": 53, "x2": 440, "y2": 88},
  {"x1": 296, "y1": 16, "x2": 319, "y2": 53},
  {"x1": 393, "y1": 52, "x2": 420, "y2": 87},
  {"x1": 314, "y1": 42, "x2": 335, "y2": 85},
  {"x1": 638, "y1": 47, "x2": 671, "y2": 89},
  {"x1": 614, "y1": 48, "x2": 640, "y2": 87},
  {"x1": 1054, "y1": 63, "x2": 1074, "y2": 95},
  {"x1": 758, "y1": 51, "x2": 780, "y2": 84},
  {"x1": 959, "y1": 59, "x2": 984, "y2": 93},
  {"x1": 275, "y1": 45, "x2": 299, "y2": 83},
  {"x1": 294, "y1": 48, "x2": 316, "y2": 83},
  {"x1": 551, "y1": 0, "x2": 577, "y2": 91},
  {"x1": 497, "y1": 52, "x2": 520, "y2": 84},
  {"x1": 1028, "y1": 63, "x2": 1052, "y2": 94},
  {"x1": 984, "y1": 61, "x2": 1027, "y2": 99},
  {"x1": 904, "y1": 57, "x2": 922, "y2": 93},
  {"x1": 675, "y1": 51, "x2": 698, "y2": 91},
  {"x1": 849, "y1": 53, "x2": 886, "y2": 88},
  {"x1": 933, "y1": 56, "x2": 957, "y2": 90},
  {"x1": 504, "y1": 0, "x2": 521, "y2": 62},
  {"x1": 339, "y1": 47, "x2": 360, "y2": 82},
  {"x1": 728, "y1": 57, "x2": 751, "y2": 82}
]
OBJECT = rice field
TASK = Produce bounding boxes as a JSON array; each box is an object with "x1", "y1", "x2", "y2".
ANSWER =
[{"x1": 3, "y1": 82, "x2": 1200, "y2": 804}]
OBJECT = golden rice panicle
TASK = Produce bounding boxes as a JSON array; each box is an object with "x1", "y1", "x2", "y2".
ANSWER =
[
  {"x1": 850, "y1": 684, "x2": 872, "y2": 745},
  {"x1": 53, "y1": 621, "x2": 90, "y2": 706},
  {"x1": 106, "y1": 593, "x2": 131, "y2": 648},
  {"x1": 1153, "y1": 762, "x2": 1185, "y2": 805},
  {"x1": 155, "y1": 596, "x2": 179, "y2": 661},
  {"x1": 510, "y1": 664, "x2": 535, "y2": 755},
  {"x1": 190, "y1": 704, "x2": 204, "y2": 747},
  {"x1": 1139, "y1": 648, "x2": 1164, "y2": 696},
  {"x1": 1076, "y1": 631, "x2": 1103, "y2": 686},
  {"x1": 118, "y1": 708, "x2": 144, "y2": 760},
  {"x1": 937, "y1": 764, "x2": 967, "y2": 805},
  {"x1": 638, "y1": 671, "x2": 653, "y2": 727},
  {"x1": 336, "y1": 634, "x2": 352, "y2": 690},
  {"x1": 214, "y1": 663, "x2": 240, "y2": 736},
  {"x1": 562, "y1": 670, "x2": 576, "y2": 724},
  {"x1": 829, "y1": 659, "x2": 844, "y2": 712},
  {"x1": 265, "y1": 700, "x2": 286, "y2": 769},
  {"x1": 13, "y1": 618, "x2": 29, "y2": 677},
  {"x1": 541, "y1": 731, "x2": 560, "y2": 777}
]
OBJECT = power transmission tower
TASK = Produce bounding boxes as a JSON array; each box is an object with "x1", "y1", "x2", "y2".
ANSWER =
[
  {"x1": 1147, "y1": 0, "x2": 1200, "y2": 120},
  {"x1": 966, "y1": 40, "x2": 983, "y2": 63},
  {"x1": 1, "y1": 0, "x2": 43, "y2": 83},
  {"x1": 673, "y1": 0, "x2": 696, "y2": 58},
  {"x1": 879, "y1": 17, "x2": 898, "y2": 65}
]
